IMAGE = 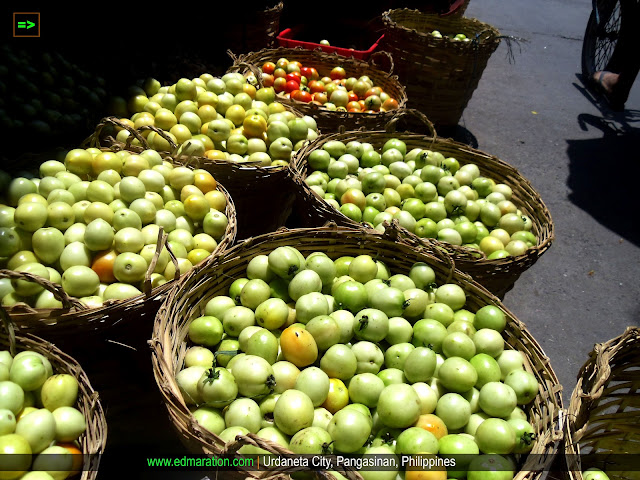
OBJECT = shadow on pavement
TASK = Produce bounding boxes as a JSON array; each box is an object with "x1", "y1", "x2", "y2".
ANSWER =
[{"x1": 566, "y1": 110, "x2": 640, "y2": 247}]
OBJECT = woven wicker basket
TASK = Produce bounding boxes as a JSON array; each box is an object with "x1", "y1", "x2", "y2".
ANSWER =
[
  {"x1": 225, "y1": 2, "x2": 284, "y2": 55},
  {"x1": 381, "y1": 8, "x2": 500, "y2": 128},
  {"x1": 90, "y1": 113, "x2": 303, "y2": 241},
  {"x1": 150, "y1": 222, "x2": 563, "y2": 480},
  {"x1": 566, "y1": 326, "x2": 640, "y2": 480},
  {"x1": 228, "y1": 46, "x2": 408, "y2": 133},
  {"x1": 288, "y1": 110, "x2": 554, "y2": 299},
  {"x1": 0, "y1": 306, "x2": 107, "y2": 479},
  {"x1": 0, "y1": 131, "x2": 237, "y2": 341}
]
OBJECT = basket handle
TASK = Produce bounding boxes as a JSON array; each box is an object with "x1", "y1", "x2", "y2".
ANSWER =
[
  {"x1": 0, "y1": 302, "x2": 17, "y2": 357},
  {"x1": 142, "y1": 227, "x2": 180, "y2": 295},
  {"x1": 83, "y1": 116, "x2": 150, "y2": 150},
  {"x1": 138, "y1": 124, "x2": 179, "y2": 155},
  {"x1": 0, "y1": 270, "x2": 88, "y2": 313},
  {"x1": 385, "y1": 109, "x2": 437, "y2": 140},
  {"x1": 226, "y1": 54, "x2": 265, "y2": 90},
  {"x1": 369, "y1": 51, "x2": 395, "y2": 76}
]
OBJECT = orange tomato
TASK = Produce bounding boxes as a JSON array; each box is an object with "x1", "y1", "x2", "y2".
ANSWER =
[
  {"x1": 313, "y1": 92, "x2": 328, "y2": 104},
  {"x1": 262, "y1": 61, "x2": 276, "y2": 74},
  {"x1": 92, "y1": 249, "x2": 117, "y2": 283},
  {"x1": 365, "y1": 86, "x2": 383, "y2": 98},
  {"x1": 194, "y1": 170, "x2": 217, "y2": 193},
  {"x1": 280, "y1": 325, "x2": 318, "y2": 367},
  {"x1": 321, "y1": 378, "x2": 349, "y2": 413},
  {"x1": 242, "y1": 83, "x2": 257, "y2": 99},
  {"x1": 262, "y1": 74, "x2": 274, "y2": 88},
  {"x1": 348, "y1": 91, "x2": 359, "y2": 102},
  {"x1": 57, "y1": 442, "x2": 84, "y2": 476},
  {"x1": 382, "y1": 98, "x2": 399, "y2": 110},
  {"x1": 347, "y1": 101, "x2": 362, "y2": 111},
  {"x1": 414, "y1": 414, "x2": 449, "y2": 440}
]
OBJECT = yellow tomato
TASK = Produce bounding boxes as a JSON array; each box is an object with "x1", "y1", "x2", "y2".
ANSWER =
[
  {"x1": 243, "y1": 83, "x2": 257, "y2": 99},
  {"x1": 92, "y1": 151, "x2": 122, "y2": 176},
  {"x1": 242, "y1": 114, "x2": 268, "y2": 138},
  {"x1": 183, "y1": 194, "x2": 210, "y2": 222},
  {"x1": 204, "y1": 150, "x2": 227, "y2": 161},
  {"x1": 204, "y1": 190, "x2": 227, "y2": 211},
  {"x1": 194, "y1": 170, "x2": 217, "y2": 193},
  {"x1": 321, "y1": 378, "x2": 349, "y2": 414},
  {"x1": 225, "y1": 105, "x2": 246, "y2": 127}
]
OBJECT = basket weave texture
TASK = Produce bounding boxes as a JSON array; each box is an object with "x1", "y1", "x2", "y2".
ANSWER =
[
  {"x1": 151, "y1": 223, "x2": 563, "y2": 480},
  {"x1": 381, "y1": 8, "x2": 500, "y2": 127},
  {"x1": 289, "y1": 111, "x2": 554, "y2": 299},
  {"x1": 566, "y1": 326, "x2": 640, "y2": 480},
  {"x1": 225, "y1": 2, "x2": 284, "y2": 55},
  {"x1": 0, "y1": 307, "x2": 107, "y2": 479},
  {"x1": 228, "y1": 46, "x2": 408, "y2": 133}
]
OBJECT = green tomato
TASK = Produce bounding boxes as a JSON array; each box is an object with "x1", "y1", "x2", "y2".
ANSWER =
[{"x1": 61, "y1": 265, "x2": 100, "y2": 298}]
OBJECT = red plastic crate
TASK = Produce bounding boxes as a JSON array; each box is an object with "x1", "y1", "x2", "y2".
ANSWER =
[{"x1": 277, "y1": 28, "x2": 384, "y2": 60}]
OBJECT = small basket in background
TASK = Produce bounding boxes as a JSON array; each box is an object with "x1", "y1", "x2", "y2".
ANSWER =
[{"x1": 381, "y1": 8, "x2": 500, "y2": 128}]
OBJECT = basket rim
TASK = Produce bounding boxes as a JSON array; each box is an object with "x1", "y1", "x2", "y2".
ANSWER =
[
  {"x1": 150, "y1": 223, "x2": 564, "y2": 480},
  {"x1": 381, "y1": 7, "x2": 501, "y2": 45}
]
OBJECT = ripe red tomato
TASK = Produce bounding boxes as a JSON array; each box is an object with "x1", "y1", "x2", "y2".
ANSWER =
[
  {"x1": 300, "y1": 66, "x2": 313, "y2": 79},
  {"x1": 348, "y1": 91, "x2": 359, "y2": 102},
  {"x1": 285, "y1": 80, "x2": 300, "y2": 94},
  {"x1": 330, "y1": 67, "x2": 346, "y2": 80},
  {"x1": 262, "y1": 62, "x2": 276, "y2": 74},
  {"x1": 292, "y1": 90, "x2": 313, "y2": 103},
  {"x1": 273, "y1": 77, "x2": 287, "y2": 93},
  {"x1": 286, "y1": 72, "x2": 302, "y2": 84}
]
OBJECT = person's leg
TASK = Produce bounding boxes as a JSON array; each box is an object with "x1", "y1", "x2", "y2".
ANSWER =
[{"x1": 592, "y1": 0, "x2": 640, "y2": 108}]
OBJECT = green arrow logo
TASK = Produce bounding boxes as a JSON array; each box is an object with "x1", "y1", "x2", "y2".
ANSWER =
[{"x1": 17, "y1": 20, "x2": 35, "y2": 29}]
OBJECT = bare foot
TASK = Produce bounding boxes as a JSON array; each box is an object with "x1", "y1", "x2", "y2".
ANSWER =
[
  {"x1": 592, "y1": 71, "x2": 624, "y2": 110},
  {"x1": 593, "y1": 71, "x2": 619, "y2": 93}
]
